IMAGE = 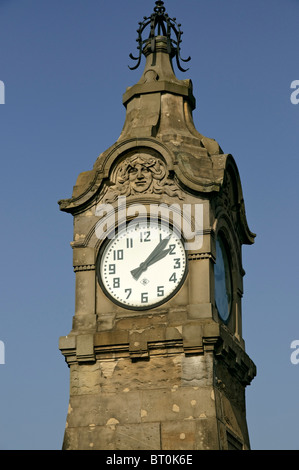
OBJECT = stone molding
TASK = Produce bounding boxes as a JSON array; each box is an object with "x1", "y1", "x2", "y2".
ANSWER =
[
  {"x1": 73, "y1": 264, "x2": 95, "y2": 272},
  {"x1": 188, "y1": 252, "x2": 215, "y2": 262},
  {"x1": 59, "y1": 321, "x2": 255, "y2": 386}
]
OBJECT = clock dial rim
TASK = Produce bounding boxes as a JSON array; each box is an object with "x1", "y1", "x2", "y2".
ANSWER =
[{"x1": 96, "y1": 219, "x2": 188, "y2": 311}]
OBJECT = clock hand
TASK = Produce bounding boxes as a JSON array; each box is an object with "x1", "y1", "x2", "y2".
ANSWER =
[
  {"x1": 131, "y1": 249, "x2": 170, "y2": 280},
  {"x1": 131, "y1": 248, "x2": 170, "y2": 280},
  {"x1": 147, "y1": 248, "x2": 170, "y2": 267},
  {"x1": 130, "y1": 236, "x2": 171, "y2": 280},
  {"x1": 146, "y1": 235, "x2": 171, "y2": 260},
  {"x1": 142, "y1": 235, "x2": 171, "y2": 266}
]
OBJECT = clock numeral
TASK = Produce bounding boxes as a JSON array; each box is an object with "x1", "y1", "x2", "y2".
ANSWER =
[
  {"x1": 174, "y1": 258, "x2": 181, "y2": 269},
  {"x1": 169, "y1": 244, "x2": 176, "y2": 255},
  {"x1": 113, "y1": 277, "x2": 120, "y2": 288},
  {"x1": 169, "y1": 272, "x2": 177, "y2": 283},
  {"x1": 157, "y1": 286, "x2": 164, "y2": 297},
  {"x1": 126, "y1": 238, "x2": 133, "y2": 248},
  {"x1": 141, "y1": 292, "x2": 148, "y2": 303},
  {"x1": 113, "y1": 249, "x2": 124, "y2": 260},
  {"x1": 140, "y1": 231, "x2": 151, "y2": 242},
  {"x1": 125, "y1": 288, "x2": 132, "y2": 299},
  {"x1": 108, "y1": 264, "x2": 116, "y2": 275}
]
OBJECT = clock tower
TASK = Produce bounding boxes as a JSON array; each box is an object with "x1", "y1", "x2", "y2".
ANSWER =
[{"x1": 59, "y1": 1, "x2": 256, "y2": 450}]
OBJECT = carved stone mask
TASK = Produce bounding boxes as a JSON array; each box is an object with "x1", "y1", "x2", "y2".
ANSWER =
[
  {"x1": 122, "y1": 154, "x2": 165, "y2": 193},
  {"x1": 103, "y1": 152, "x2": 183, "y2": 203}
]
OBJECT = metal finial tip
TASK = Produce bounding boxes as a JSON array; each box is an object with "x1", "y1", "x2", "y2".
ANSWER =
[
  {"x1": 154, "y1": 0, "x2": 166, "y2": 13},
  {"x1": 129, "y1": 0, "x2": 191, "y2": 72}
]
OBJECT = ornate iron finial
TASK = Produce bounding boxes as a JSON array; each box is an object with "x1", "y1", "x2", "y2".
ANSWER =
[{"x1": 129, "y1": 0, "x2": 191, "y2": 72}]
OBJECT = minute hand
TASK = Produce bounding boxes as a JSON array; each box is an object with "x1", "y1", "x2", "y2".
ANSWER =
[{"x1": 131, "y1": 236, "x2": 171, "y2": 280}]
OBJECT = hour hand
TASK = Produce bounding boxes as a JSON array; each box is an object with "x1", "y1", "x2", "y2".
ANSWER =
[
  {"x1": 147, "y1": 248, "x2": 170, "y2": 267},
  {"x1": 131, "y1": 248, "x2": 170, "y2": 280},
  {"x1": 130, "y1": 236, "x2": 171, "y2": 280}
]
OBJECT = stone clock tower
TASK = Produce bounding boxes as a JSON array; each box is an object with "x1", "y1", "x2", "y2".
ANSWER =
[{"x1": 59, "y1": 1, "x2": 256, "y2": 451}]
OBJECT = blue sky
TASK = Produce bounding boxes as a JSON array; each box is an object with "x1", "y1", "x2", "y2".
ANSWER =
[{"x1": 0, "y1": 0, "x2": 298, "y2": 450}]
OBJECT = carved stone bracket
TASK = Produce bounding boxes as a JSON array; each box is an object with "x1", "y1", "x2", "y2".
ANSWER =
[{"x1": 214, "y1": 325, "x2": 256, "y2": 386}]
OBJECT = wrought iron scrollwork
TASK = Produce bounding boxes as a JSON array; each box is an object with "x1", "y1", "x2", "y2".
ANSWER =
[{"x1": 129, "y1": 0, "x2": 191, "y2": 72}]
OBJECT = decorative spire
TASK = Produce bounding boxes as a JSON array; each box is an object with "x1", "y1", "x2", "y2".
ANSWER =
[{"x1": 129, "y1": 0, "x2": 191, "y2": 72}]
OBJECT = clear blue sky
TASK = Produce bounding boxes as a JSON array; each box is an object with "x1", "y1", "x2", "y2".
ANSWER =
[{"x1": 0, "y1": 0, "x2": 298, "y2": 450}]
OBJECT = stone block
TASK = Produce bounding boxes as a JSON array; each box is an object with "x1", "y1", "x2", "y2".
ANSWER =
[
  {"x1": 161, "y1": 420, "x2": 196, "y2": 450},
  {"x1": 187, "y1": 302, "x2": 213, "y2": 319},
  {"x1": 59, "y1": 335, "x2": 76, "y2": 351},
  {"x1": 66, "y1": 422, "x2": 161, "y2": 450},
  {"x1": 70, "y1": 363, "x2": 101, "y2": 396},
  {"x1": 73, "y1": 246, "x2": 95, "y2": 267},
  {"x1": 66, "y1": 391, "x2": 142, "y2": 428},
  {"x1": 181, "y1": 354, "x2": 213, "y2": 387},
  {"x1": 76, "y1": 334, "x2": 95, "y2": 362},
  {"x1": 139, "y1": 386, "x2": 215, "y2": 424},
  {"x1": 182, "y1": 321, "x2": 203, "y2": 349}
]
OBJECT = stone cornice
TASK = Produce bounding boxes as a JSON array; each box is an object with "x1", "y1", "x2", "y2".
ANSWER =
[
  {"x1": 123, "y1": 80, "x2": 196, "y2": 110},
  {"x1": 59, "y1": 321, "x2": 256, "y2": 386},
  {"x1": 214, "y1": 325, "x2": 256, "y2": 386}
]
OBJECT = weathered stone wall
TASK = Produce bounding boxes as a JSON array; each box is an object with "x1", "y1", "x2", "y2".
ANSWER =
[{"x1": 63, "y1": 352, "x2": 220, "y2": 450}]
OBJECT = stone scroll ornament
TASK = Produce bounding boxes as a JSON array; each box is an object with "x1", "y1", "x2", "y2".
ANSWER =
[{"x1": 103, "y1": 154, "x2": 183, "y2": 203}]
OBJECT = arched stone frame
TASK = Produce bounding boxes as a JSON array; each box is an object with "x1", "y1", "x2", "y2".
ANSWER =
[
  {"x1": 222, "y1": 155, "x2": 255, "y2": 246},
  {"x1": 91, "y1": 138, "x2": 187, "y2": 209},
  {"x1": 213, "y1": 213, "x2": 244, "y2": 342},
  {"x1": 95, "y1": 138, "x2": 176, "y2": 182}
]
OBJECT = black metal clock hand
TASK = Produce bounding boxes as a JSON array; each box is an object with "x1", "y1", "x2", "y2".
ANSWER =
[{"x1": 131, "y1": 236, "x2": 171, "y2": 280}]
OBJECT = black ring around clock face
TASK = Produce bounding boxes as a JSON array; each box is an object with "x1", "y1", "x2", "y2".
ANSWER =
[{"x1": 96, "y1": 219, "x2": 188, "y2": 311}]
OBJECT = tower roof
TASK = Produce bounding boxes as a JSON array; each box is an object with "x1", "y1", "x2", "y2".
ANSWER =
[{"x1": 58, "y1": 1, "x2": 255, "y2": 246}]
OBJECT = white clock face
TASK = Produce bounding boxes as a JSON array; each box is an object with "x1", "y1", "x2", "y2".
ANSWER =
[{"x1": 97, "y1": 220, "x2": 187, "y2": 310}]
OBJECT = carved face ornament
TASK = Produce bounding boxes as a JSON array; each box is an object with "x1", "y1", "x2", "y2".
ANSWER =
[
  {"x1": 128, "y1": 162, "x2": 153, "y2": 193},
  {"x1": 127, "y1": 154, "x2": 165, "y2": 193},
  {"x1": 119, "y1": 154, "x2": 166, "y2": 194},
  {"x1": 103, "y1": 152, "x2": 183, "y2": 203}
]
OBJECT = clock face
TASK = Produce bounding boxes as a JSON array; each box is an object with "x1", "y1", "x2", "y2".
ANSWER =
[
  {"x1": 97, "y1": 220, "x2": 187, "y2": 310},
  {"x1": 214, "y1": 236, "x2": 232, "y2": 322}
]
